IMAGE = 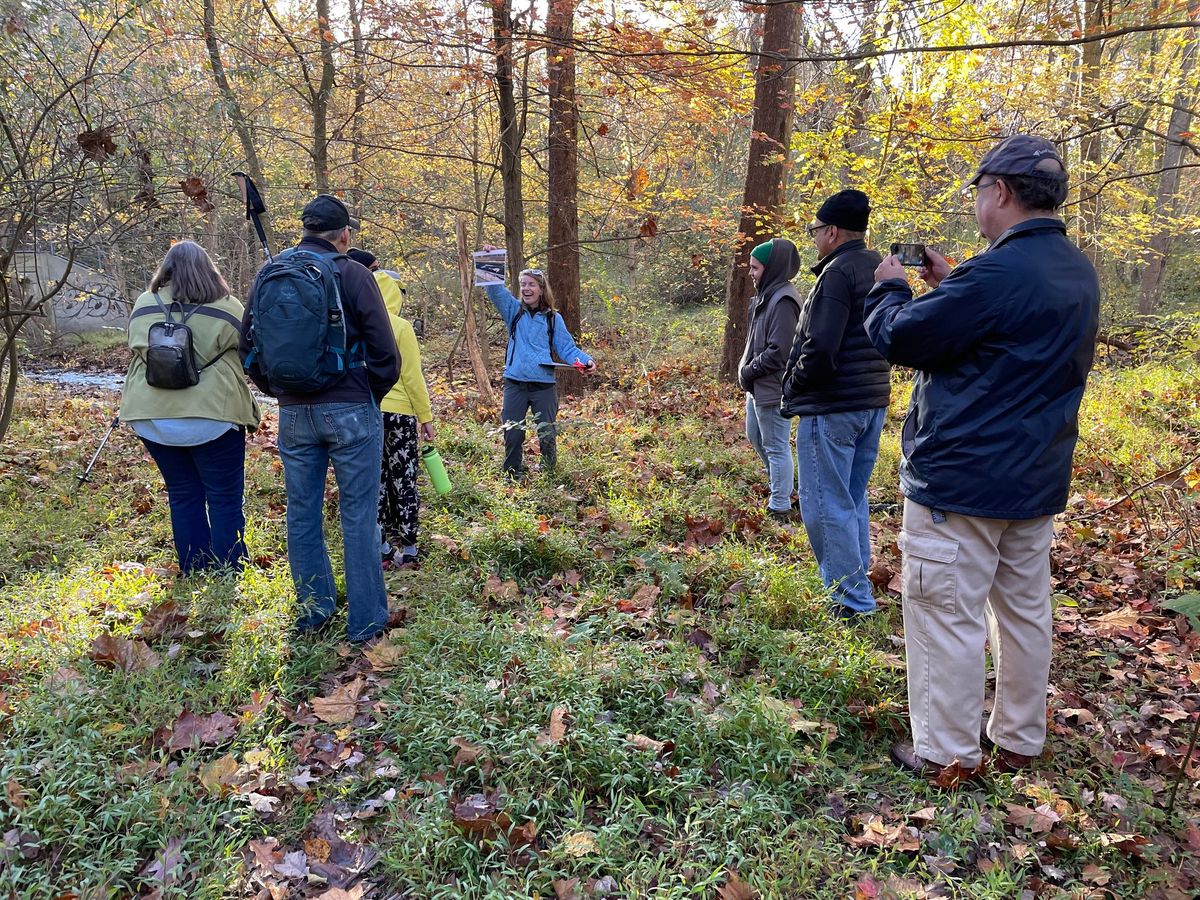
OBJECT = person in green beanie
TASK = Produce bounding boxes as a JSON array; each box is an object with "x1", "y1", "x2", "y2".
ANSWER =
[{"x1": 737, "y1": 237, "x2": 802, "y2": 522}]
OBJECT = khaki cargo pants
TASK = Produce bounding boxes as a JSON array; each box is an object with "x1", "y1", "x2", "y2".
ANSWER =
[{"x1": 899, "y1": 498, "x2": 1055, "y2": 767}]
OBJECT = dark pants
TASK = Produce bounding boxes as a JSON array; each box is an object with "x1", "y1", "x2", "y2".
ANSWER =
[
  {"x1": 141, "y1": 428, "x2": 247, "y2": 575},
  {"x1": 501, "y1": 378, "x2": 558, "y2": 475},
  {"x1": 379, "y1": 412, "x2": 419, "y2": 548}
]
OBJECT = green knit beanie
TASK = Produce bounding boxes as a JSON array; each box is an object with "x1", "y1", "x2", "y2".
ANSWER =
[{"x1": 750, "y1": 240, "x2": 773, "y2": 265}]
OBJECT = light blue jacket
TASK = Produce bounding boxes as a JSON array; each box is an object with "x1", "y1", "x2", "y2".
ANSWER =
[{"x1": 484, "y1": 283, "x2": 592, "y2": 383}]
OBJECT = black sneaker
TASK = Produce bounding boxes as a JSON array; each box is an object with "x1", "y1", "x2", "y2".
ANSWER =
[{"x1": 767, "y1": 507, "x2": 795, "y2": 524}]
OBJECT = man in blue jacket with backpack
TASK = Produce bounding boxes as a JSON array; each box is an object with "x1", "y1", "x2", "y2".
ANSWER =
[
  {"x1": 241, "y1": 194, "x2": 400, "y2": 643},
  {"x1": 865, "y1": 136, "x2": 1099, "y2": 779}
]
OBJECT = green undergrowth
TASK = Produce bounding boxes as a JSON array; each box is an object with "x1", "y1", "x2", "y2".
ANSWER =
[{"x1": 2, "y1": 338, "x2": 1199, "y2": 897}]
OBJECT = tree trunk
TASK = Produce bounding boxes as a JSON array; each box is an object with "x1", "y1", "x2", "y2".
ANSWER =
[
  {"x1": 1138, "y1": 3, "x2": 1199, "y2": 315},
  {"x1": 1076, "y1": 0, "x2": 1107, "y2": 271},
  {"x1": 719, "y1": 0, "x2": 798, "y2": 381},
  {"x1": 492, "y1": 0, "x2": 526, "y2": 288},
  {"x1": 456, "y1": 217, "x2": 496, "y2": 405},
  {"x1": 348, "y1": 0, "x2": 368, "y2": 213},
  {"x1": 547, "y1": 0, "x2": 582, "y2": 394},
  {"x1": 202, "y1": 0, "x2": 274, "y2": 249},
  {"x1": 312, "y1": 0, "x2": 336, "y2": 192}
]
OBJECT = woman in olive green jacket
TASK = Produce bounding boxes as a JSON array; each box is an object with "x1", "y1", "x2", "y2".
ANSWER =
[{"x1": 120, "y1": 241, "x2": 260, "y2": 574}]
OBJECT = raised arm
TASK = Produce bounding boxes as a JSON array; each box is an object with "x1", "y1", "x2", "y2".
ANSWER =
[{"x1": 483, "y1": 282, "x2": 520, "y2": 329}]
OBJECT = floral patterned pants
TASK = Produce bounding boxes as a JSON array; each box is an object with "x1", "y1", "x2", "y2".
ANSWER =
[{"x1": 379, "y1": 413, "x2": 420, "y2": 548}]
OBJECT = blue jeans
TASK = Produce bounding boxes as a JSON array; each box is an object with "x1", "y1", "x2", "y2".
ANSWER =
[
  {"x1": 142, "y1": 428, "x2": 247, "y2": 575},
  {"x1": 278, "y1": 401, "x2": 388, "y2": 641},
  {"x1": 745, "y1": 394, "x2": 795, "y2": 512},
  {"x1": 796, "y1": 407, "x2": 887, "y2": 613}
]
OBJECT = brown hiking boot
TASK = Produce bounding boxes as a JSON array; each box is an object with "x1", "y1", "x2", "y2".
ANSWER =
[
  {"x1": 890, "y1": 741, "x2": 984, "y2": 787},
  {"x1": 979, "y1": 724, "x2": 1037, "y2": 772}
]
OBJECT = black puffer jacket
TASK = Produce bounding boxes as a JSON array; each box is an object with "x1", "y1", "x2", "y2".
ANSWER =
[
  {"x1": 780, "y1": 239, "x2": 889, "y2": 417},
  {"x1": 737, "y1": 239, "x2": 802, "y2": 406},
  {"x1": 864, "y1": 218, "x2": 1099, "y2": 519}
]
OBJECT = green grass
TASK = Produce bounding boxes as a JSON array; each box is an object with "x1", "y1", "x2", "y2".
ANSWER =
[{"x1": 2, "y1": 325, "x2": 1199, "y2": 897}]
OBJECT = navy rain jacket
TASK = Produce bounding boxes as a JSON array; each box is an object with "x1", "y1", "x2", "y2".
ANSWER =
[{"x1": 864, "y1": 218, "x2": 1099, "y2": 519}]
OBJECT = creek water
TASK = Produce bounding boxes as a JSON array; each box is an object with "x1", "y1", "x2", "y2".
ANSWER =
[{"x1": 24, "y1": 368, "x2": 276, "y2": 406}]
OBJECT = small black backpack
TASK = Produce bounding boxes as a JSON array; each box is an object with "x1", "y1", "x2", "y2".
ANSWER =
[{"x1": 135, "y1": 293, "x2": 236, "y2": 390}]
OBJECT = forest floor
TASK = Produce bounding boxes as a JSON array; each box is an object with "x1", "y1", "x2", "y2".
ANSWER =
[{"x1": 2, "y1": 311, "x2": 1200, "y2": 899}]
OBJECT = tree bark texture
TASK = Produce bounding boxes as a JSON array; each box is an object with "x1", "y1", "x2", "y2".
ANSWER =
[
  {"x1": 312, "y1": 0, "x2": 336, "y2": 192},
  {"x1": 1138, "y1": 2, "x2": 1199, "y2": 315},
  {"x1": 547, "y1": 0, "x2": 582, "y2": 394},
  {"x1": 719, "y1": 1, "x2": 799, "y2": 381},
  {"x1": 1076, "y1": 0, "x2": 1107, "y2": 271},
  {"x1": 348, "y1": 0, "x2": 368, "y2": 212},
  {"x1": 202, "y1": 0, "x2": 274, "y2": 250},
  {"x1": 457, "y1": 217, "x2": 496, "y2": 406},
  {"x1": 492, "y1": 0, "x2": 526, "y2": 289}
]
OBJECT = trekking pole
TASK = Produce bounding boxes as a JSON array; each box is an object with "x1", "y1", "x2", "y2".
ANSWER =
[
  {"x1": 232, "y1": 171, "x2": 272, "y2": 262},
  {"x1": 76, "y1": 415, "x2": 120, "y2": 491}
]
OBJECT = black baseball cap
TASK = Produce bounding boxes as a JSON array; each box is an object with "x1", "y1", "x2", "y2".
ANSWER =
[
  {"x1": 962, "y1": 135, "x2": 1067, "y2": 191},
  {"x1": 300, "y1": 194, "x2": 360, "y2": 231}
]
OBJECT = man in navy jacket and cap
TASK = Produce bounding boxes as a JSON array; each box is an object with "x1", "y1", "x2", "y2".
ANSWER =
[
  {"x1": 242, "y1": 194, "x2": 400, "y2": 644},
  {"x1": 865, "y1": 135, "x2": 1099, "y2": 778}
]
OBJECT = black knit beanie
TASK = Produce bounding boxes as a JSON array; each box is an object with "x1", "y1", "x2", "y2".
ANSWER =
[
  {"x1": 346, "y1": 247, "x2": 378, "y2": 270},
  {"x1": 815, "y1": 189, "x2": 871, "y2": 231}
]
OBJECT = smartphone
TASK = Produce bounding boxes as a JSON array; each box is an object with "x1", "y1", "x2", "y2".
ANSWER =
[{"x1": 890, "y1": 243, "x2": 927, "y2": 267}]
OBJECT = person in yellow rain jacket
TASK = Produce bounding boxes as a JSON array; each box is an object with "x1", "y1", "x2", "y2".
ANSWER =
[{"x1": 348, "y1": 248, "x2": 435, "y2": 569}]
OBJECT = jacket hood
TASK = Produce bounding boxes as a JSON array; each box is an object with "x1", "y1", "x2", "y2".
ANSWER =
[
  {"x1": 757, "y1": 238, "x2": 802, "y2": 297},
  {"x1": 373, "y1": 269, "x2": 405, "y2": 317}
]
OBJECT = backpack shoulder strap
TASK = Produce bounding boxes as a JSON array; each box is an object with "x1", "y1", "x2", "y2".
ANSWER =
[
  {"x1": 151, "y1": 291, "x2": 175, "y2": 323},
  {"x1": 182, "y1": 304, "x2": 243, "y2": 333}
]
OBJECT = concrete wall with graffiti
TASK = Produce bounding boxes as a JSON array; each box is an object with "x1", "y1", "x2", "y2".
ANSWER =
[{"x1": 12, "y1": 251, "x2": 127, "y2": 337}]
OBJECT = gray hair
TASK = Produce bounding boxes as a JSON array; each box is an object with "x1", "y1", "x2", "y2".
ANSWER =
[
  {"x1": 149, "y1": 240, "x2": 230, "y2": 304},
  {"x1": 303, "y1": 226, "x2": 350, "y2": 243}
]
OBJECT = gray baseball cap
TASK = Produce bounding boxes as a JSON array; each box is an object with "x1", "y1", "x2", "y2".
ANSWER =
[{"x1": 962, "y1": 135, "x2": 1067, "y2": 191}]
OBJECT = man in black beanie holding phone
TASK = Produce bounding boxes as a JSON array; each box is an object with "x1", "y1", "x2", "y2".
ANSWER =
[{"x1": 781, "y1": 189, "x2": 890, "y2": 621}]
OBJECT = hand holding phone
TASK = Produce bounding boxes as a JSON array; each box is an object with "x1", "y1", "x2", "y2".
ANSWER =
[{"x1": 918, "y1": 247, "x2": 953, "y2": 289}]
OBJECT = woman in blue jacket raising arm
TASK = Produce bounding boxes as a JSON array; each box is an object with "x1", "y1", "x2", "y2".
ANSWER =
[{"x1": 479, "y1": 250, "x2": 597, "y2": 477}]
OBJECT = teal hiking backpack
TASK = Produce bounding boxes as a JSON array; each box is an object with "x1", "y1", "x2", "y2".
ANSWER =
[{"x1": 244, "y1": 248, "x2": 363, "y2": 393}]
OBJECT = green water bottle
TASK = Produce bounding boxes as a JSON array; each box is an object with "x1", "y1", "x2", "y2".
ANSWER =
[{"x1": 421, "y1": 445, "x2": 453, "y2": 495}]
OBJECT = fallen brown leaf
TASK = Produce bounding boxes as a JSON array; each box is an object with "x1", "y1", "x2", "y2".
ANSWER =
[
  {"x1": 198, "y1": 754, "x2": 239, "y2": 796},
  {"x1": 717, "y1": 869, "x2": 757, "y2": 900},
  {"x1": 537, "y1": 705, "x2": 570, "y2": 747},
  {"x1": 450, "y1": 736, "x2": 484, "y2": 766},
  {"x1": 137, "y1": 599, "x2": 189, "y2": 640},
  {"x1": 4, "y1": 776, "x2": 26, "y2": 812},
  {"x1": 362, "y1": 637, "x2": 405, "y2": 671},
  {"x1": 165, "y1": 709, "x2": 238, "y2": 753},
  {"x1": 844, "y1": 815, "x2": 921, "y2": 852},
  {"x1": 560, "y1": 830, "x2": 598, "y2": 857},
  {"x1": 311, "y1": 677, "x2": 366, "y2": 725},
  {"x1": 88, "y1": 633, "x2": 160, "y2": 673},
  {"x1": 1004, "y1": 802, "x2": 1060, "y2": 834}
]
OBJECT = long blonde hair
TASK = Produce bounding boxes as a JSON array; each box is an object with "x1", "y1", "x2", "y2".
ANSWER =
[{"x1": 149, "y1": 240, "x2": 230, "y2": 304}]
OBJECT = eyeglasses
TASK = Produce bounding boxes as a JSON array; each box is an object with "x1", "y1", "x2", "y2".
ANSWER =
[
  {"x1": 520, "y1": 268, "x2": 544, "y2": 277},
  {"x1": 805, "y1": 223, "x2": 831, "y2": 237},
  {"x1": 965, "y1": 179, "x2": 1000, "y2": 199}
]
